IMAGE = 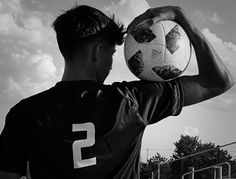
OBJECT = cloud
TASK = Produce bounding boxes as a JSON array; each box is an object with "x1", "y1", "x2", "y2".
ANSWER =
[
  {"x1": 182, "y1": 126, "x2": 199, "y2": 137},
  {"x1": 0, "y1": 0, "x2": 55, "y2": 46},
  {"x1": 0, "y1": 13, "x2": 20, "y2": 35},
  {"x1": 208, "y1": 12, "x2": 224, "y2": 25},
  {"x1": 194, "y1": 10, "x2": 224, "y2": 25},
  {"x1": 0, "y1": 0, "x2": 59, "y2": 105},
  {"x1": 0, "y1": 49, "x2": 58, "y2": 104},
  {"x1": 104, "y1": 0, "x2": 150, "y2": 27},
  {"x1": 233, "y1": 31, "x2": 236, "y2": 43},
  {"x1": 0, "y1": 0, "x2": 23, "y2": 15},
  {"x1": 194, "y1": 10, "x2": 207, "y2": 23}
]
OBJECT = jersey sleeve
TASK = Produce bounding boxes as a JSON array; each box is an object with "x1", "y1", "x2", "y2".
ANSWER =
[
  {"x1": 0, "y1": 104, "x2": 27, "y2": 175},
  {"x1": 116, "y1": 79, "x2": 184, "y2": 125}
]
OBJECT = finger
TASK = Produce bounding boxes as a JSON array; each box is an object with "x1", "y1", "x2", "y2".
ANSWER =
[
  {"x1": 151, "y1": 6, "x2": 176, "y2": 22},
  {"x1": 127, "y1": 9, "x2": 153, "y2": 33},
  {"x1": 153, "y1": 16, "x2": 162, "y2": 24}
]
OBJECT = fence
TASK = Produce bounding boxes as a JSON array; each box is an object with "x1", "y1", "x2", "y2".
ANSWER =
[
  {"x1": 155, "y1": 141, "x2": 236, "y2": 179},
  {"x1": 181, "y1": 162, "x2": 231, "y2": 179}
]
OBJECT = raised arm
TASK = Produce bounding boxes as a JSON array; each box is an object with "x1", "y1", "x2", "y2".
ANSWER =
[{"x1": 127, "y1": 6, "x2": 234, "y2": 106}]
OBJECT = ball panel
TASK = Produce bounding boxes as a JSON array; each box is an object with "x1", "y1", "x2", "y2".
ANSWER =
[
  {"x1": 165, "y1": 24, "x2": 182, "y2": 54},
  {"x1": 176, "y1": 24, "x2": 191, "y2": 61},
  {"x1": 130, "y1": 19, "x2": 156, "y2": 43},
  {"x1": 127, "y1": 50, "x2": 144, "y2": 77},
  {"x1": 180, "y1": 30, "x2": 192, "y2": 64},
  {"x1": 164, "y1": 47, "x2": 190, "y2": 73},
  {"x1": 149, "y1": 22, "x2": 165, "y2": 45},
  {"x1": 145, "y1": 44, "x2": 166, "y2": 64},
  {"x1": 168, "y1": 29, "x2": 191, "y2": 71},
  {"x1": 158, "y1": 20, "x2": 177, "y2": 35},
  {"x1": 184, "y1": 43, "x2": 192, "y2": 65},
  {"x1": 152, "y1": 64, "x2": 182, "y2": 80},
  {"x1": 170, "y1": 46, "x2": 190, "y2": 71},
  {"x1": 164, "y1": 49, "x2": 173, "y2": 63},
  {"x1": 124, "y1": 34, "x2": 139, "y2": 60},
  {"x1": 144, "y1": 44, "x2": 166, "y2": 80}
]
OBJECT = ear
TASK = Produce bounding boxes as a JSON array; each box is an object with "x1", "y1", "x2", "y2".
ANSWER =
[{"x1": 93, "y1": 42, "x2": 104, "y2": 62}]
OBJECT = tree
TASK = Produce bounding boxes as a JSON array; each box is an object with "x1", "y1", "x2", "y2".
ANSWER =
[
  {"x1": 231, "y1": 158, "x2": 236, "y2": 178},
  {"x1": 140, "y1": 161, "x2": 151, "y2": 179},
  {"x1": 170, "y1": 135, "x2": 235, "y2": 179},
  {"x1": 140, "y1": 152, "x2": 170, "y2": 179},
  {"x1": 170, "y1": 135, "x2": 199, "y2": 179}
]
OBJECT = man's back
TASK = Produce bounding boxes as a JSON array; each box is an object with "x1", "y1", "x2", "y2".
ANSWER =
[{"x1": 0, "y1": 80, "x2": 183, "y2": 179}]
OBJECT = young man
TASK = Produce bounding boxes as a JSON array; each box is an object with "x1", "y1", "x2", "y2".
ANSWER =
[{"x1": 0, "y1": 5, "x2": 234, "y2": 179}]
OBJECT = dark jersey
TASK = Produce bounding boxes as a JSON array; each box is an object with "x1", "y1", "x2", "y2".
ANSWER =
[{"x1": 0, "y1": 80, "x2": 183, "y2": 179}]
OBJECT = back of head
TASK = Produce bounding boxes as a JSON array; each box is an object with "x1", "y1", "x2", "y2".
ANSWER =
[{"x1": 52, "y1": 5, "x2": 125, "y2": 60}]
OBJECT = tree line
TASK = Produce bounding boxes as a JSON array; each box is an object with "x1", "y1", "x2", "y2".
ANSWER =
[{"x1": 140, "y1": 135, "x2": 236, "y2": 179}]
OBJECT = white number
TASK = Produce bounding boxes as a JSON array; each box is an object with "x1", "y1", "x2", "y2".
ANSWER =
[{"x1": 72, "y1": 122, "x2": 96, "y2": 169}]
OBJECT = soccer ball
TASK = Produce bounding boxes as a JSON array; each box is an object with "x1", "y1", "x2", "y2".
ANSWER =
[{"x1": 124, "y1": 19, "x2": 192, "y2": 81}]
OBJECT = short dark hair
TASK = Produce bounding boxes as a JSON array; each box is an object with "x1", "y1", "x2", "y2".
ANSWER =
[{"x1": 52, "y1": 5, "x2": 125, "y2": 59}]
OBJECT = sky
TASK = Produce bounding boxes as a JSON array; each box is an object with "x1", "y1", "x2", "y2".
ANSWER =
[{"x1": 0, "y1": 0, "x2": 236, "y2": 161}]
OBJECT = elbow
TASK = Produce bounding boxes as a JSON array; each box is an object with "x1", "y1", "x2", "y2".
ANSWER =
[
  {"x1": 225, "y1": 74, "x2": 235, "y2": 90},
  {"x1": 217, "y1": 71, "x2": 235, "y2": 94},
  {"x1": 204, "y1": 71, "x2": 235, "y2": 98}
]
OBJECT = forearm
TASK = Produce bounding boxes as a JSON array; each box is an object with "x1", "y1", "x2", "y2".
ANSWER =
[{"x1": 175, "y1": 10, "x2": 234, "y2": 89}]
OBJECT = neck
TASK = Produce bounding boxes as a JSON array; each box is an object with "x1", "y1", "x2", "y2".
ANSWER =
[{"x1": 61, "y1": 61, "x2": 97, "y2": 82}]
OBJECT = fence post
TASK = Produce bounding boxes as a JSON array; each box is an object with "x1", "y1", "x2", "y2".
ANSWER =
[
  {"x1": 157, "y1": 164, "x2": 160, "y2": 179},
  {"x1": 188, "y1": 167, "x2": 194, "y2": 179},
  {"x1": 213, "y1": 166, "x2": 222, "y2": 179}
]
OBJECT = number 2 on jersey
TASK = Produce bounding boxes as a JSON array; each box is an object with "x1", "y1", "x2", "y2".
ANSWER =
[{"x1": 72, "y1": 122, "x2": 96, "y2": 169}]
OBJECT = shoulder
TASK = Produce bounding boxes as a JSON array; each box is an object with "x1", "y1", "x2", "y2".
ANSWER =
[
  {"x1": 110, "y1": 79, "x2": 182, "y2": 95},
  {"x1": 108, "y1": 81, "x2": 140, "y2": 100},
  {"x1": 9, "y1": 87, "x2": 55, "y2": 119},
  {"x1": 110, "y1": 80, "x2": 156, "y2": 92},
  {"x1": 20, "y1": 87, "x2": 54, "y2": 106},
  {"x1": 108, "y1": 80, "x2": 177, "y2": 104}
]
